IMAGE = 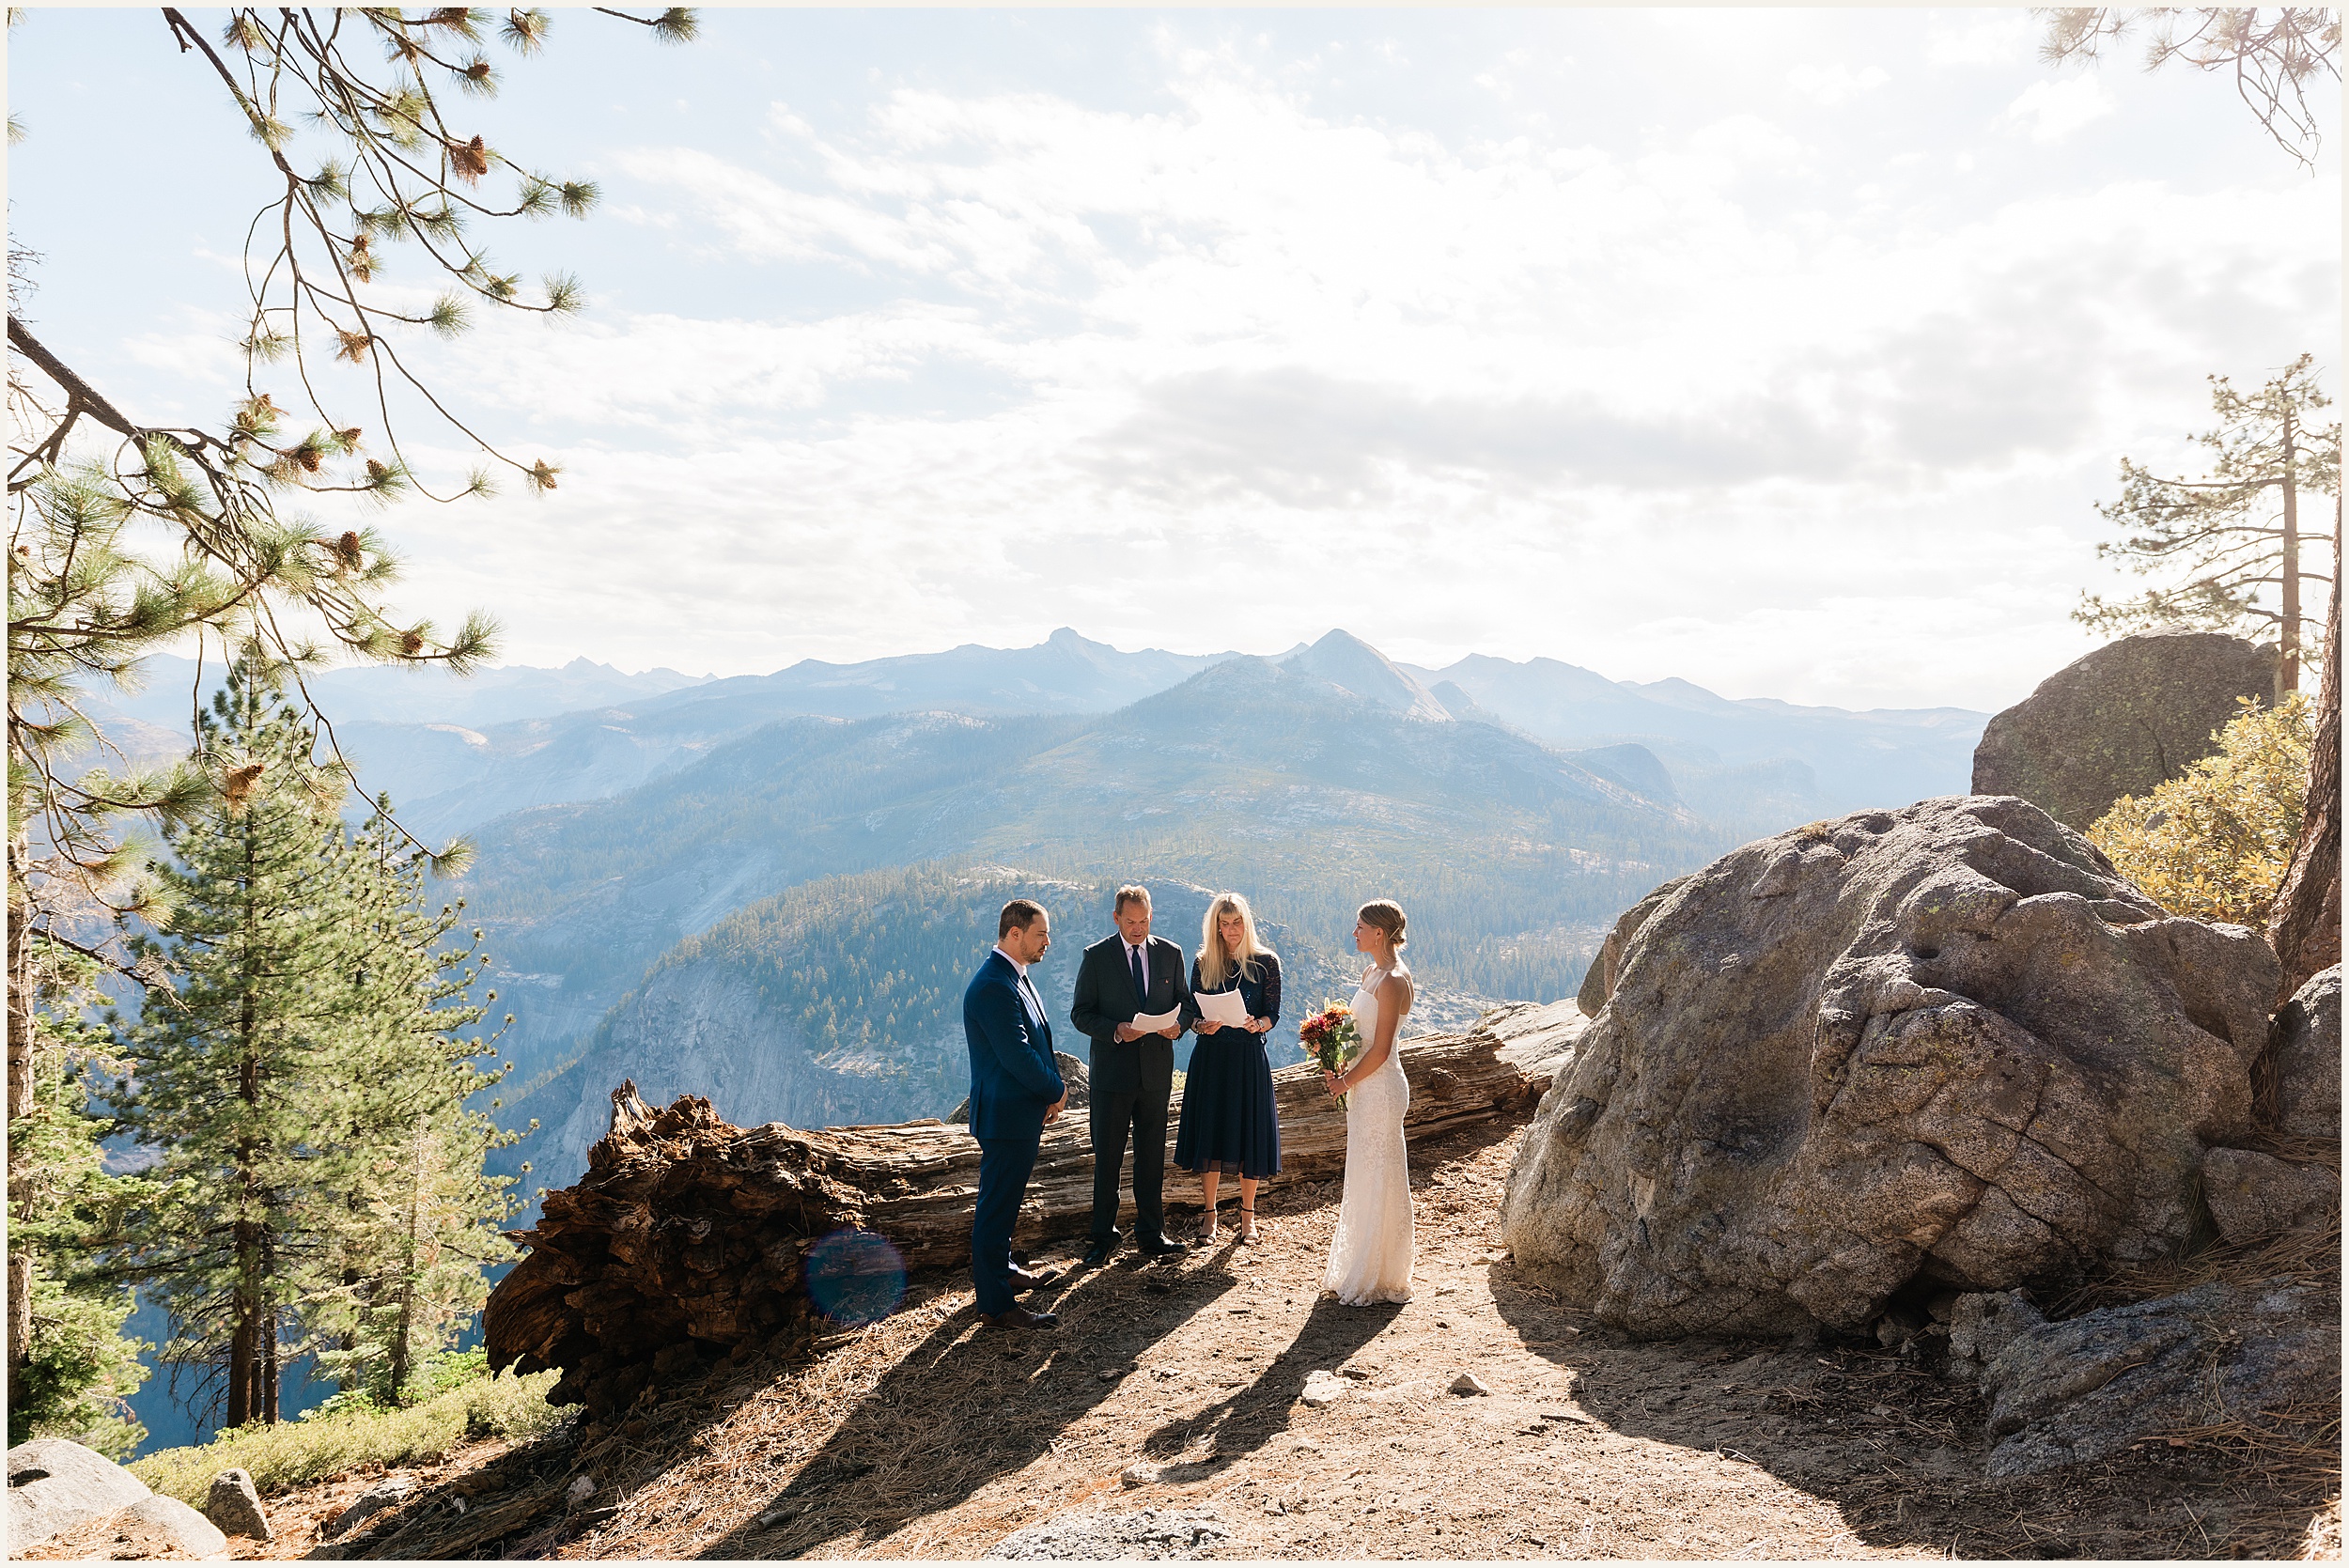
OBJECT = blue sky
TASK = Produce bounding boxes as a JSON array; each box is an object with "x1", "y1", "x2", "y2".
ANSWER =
[{"x1": 8, "y1": 8, "x2": 2339, "y2": 709}]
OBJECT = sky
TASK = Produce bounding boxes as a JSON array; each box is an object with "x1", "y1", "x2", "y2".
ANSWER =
[{"x1": 8, "y1": 7, "x2": 2341, "y2": 712}]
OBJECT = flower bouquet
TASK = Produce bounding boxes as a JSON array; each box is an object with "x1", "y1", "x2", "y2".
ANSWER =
[{"x1": 1299, "y1": 1001, "x2": 1360, "y2": 1107}]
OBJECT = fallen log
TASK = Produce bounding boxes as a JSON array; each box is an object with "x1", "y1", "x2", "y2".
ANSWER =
[{"x1": 485, "y1": 1018, "x2": 1572, "y2": 1411}]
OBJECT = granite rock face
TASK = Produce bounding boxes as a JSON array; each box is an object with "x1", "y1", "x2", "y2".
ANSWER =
[
  {"x1": 101, "y1": 1494, "x2": 232, "y2": 1559},
  {"x1": 2199, "y1": 1148, "x2": 2337, "y2": 1245},
  {"x1": 6, "y1": 1437, "x2": 153, "y2": 1548},
  {"x1": 1575, "y1": 876, "x2": 1689, "y2": 1017},
  {"x1": 1970, "y1": 630, "x2": 2272, "y2": 830},
  {"x1": 1502, "y1": 795, "x2": 2278, "y2": 1336},
  {"x1": 1959, "y1": 1280, "x2": 2340, "y2": 1476},
  {"x1": 2270, "y1": 964, "x2": 2341, "y2": 1140}
]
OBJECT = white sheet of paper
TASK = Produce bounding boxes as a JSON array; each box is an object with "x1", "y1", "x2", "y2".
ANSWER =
[
  {"x1": 1195, "y1": 988, "x2": 1250, "y2": 1027},
  {"x1": 1131, "y1": 1006, "x2": 1183, "y2": 1033}
]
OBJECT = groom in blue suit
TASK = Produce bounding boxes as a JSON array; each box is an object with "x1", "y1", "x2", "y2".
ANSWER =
[{"x1": 963, "y1": 898, "x2": 1069, "y2": 1330}]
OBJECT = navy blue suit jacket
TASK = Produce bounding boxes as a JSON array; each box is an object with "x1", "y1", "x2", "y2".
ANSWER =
[{"x1": 963, "y1": 951, "x2": 1065, "y2": 1141}]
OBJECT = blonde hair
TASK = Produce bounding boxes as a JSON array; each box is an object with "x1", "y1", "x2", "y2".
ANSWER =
[
  {"x1": 1198, "y1": 892, "x2": 1274, "y2": 991},
  {"x1": 1357, "y1": 898, "x2": 1413, "y2": 1015}
]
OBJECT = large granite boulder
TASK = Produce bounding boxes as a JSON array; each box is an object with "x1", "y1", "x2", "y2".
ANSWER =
[
  {"x1": 2198, "y1": 1147, "x2": 2335, "y2": 1244},
  {"x1": 1953, "y1": 1279, "x2": 2340, "y2": 1476},
  {"x1": 6, "y1": 1437, "x2": 152, "y2": 1548},
  {"x1": 1501, "y1": 795, "x2": 2278, "y2": 1336},
  {"x1": 1575, "y1": 876, "x2": 1689, "y2": 1017},
  {"x1": 1971, "y1": 631, "x2": 2273, "y2": 830},
  {"x1": 2271, "y1": 964, "x2": 2341, "y2": 1140}
]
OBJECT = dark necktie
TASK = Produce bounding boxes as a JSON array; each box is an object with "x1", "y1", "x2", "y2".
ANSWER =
[{"x1": 1129, "y1": 944, "x2": 1148, "y2": 1005}]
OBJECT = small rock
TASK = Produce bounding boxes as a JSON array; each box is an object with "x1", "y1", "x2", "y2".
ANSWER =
[
  {"x1": 1119, "y1": 1462, "x2": 1159, "y2": 1488},
  {"x1": 206, "y1": 1467, "x2": 273, "y2": 1540},
  {"x1": 1336, "y1": 1366, "x2": 1372, "y2": 1380},
  {"x1": 566, "y1": 1474, "x2": 598, "y2": 1507},
  {"x1": 755, "y1": 1504, "x2": 797, "y2": 1529},
  {"x1": 1449, "y1": 1373, "x2": 1492, "y2": 1396},
  {"x1": 1299, "y1": 1371, "x2": 1350, "y2": 1407},
  {"x1": 985, "y1": 1507, "x2": 1228, "y2": 1560},
  {"x1": 2200, "y1": 1148, "x2": 2336, "y2": 1245}
]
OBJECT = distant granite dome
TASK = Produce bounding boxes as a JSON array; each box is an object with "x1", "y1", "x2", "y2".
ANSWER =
[{"x1": 1281, "y1": 629, "x2": 1453, "y2": 723}]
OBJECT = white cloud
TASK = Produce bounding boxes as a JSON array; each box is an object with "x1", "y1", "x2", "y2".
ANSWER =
[
  {"x1": 1928, "y1": 11, "x2": 2041, "y2": 69},
  {"x1": 1786, "y1": 63, "x2": 1889, "y2": 107},
  {"x1": 1999, "y1": 77, "x2": 2118, "y2": 144}
]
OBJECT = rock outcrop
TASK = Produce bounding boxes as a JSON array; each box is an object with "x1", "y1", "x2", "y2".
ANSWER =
[
  {"x1": 1971, "y1": 631, "x2": 2273, "y2": 830},
  {"x1": 1951, "y1": 1280, "x2": 2340, "y2": 1477},
  {"x1": 1502, "y1": 795, "x2": 2279, "y2": 1337},
  {"x1": 6, "y1": 1437, "x2": 153, "y2": 1548},
  {"x1": 2270, "y1": 964, "x2": 2341, "y2": 1140}
]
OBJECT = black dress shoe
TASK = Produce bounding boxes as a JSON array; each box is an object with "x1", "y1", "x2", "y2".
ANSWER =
[
  {"x1": 1008, "y1": 1263, "x2": 1064, "y2": 1292},
  {"x1": 980, "y1": 1304, "x2": 1058, "y2": 1330},
  {"x1": 1138, "y1": 1233, "x2": 1190, "y2": 1257},
  {"x1": 1080, "y1": 1235, "x2": 1120, "y2": 1269}
]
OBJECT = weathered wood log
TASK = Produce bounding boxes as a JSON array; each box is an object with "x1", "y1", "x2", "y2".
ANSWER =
[{"x1": 485, "y1": 1020, "x2": 1572, "y2": 1409}]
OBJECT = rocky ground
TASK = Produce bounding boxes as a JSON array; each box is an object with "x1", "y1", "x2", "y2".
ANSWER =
[{"x1": 85, "y1": 1116, "x2": 2337, "y2": 1562}]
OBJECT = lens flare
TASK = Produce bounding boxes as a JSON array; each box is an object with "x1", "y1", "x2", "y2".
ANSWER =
[{"x1": 804, "y1": 1228, "x2": 906, "y2": 1326}]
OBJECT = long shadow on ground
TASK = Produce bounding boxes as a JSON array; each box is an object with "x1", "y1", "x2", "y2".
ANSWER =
[
  {"x1": 1136, "y1": 1296, "x2": 1402, "y2": 1479},
  {"x1": 1488, "y1": 1265, "x2": 2336, "y2": 1559},
  {"x1": 696, "y1": 1252, "x2": 1240, "y2": 1560}
]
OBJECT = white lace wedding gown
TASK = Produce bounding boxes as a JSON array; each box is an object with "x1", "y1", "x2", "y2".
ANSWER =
[{"x1": 1322, "y1": 962, "x2": 1414, "y2": 1305}]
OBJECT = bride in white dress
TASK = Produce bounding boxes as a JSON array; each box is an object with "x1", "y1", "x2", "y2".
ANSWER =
[{"x1": 1320, "y1": 899, "x2": 1415, "y2": 1306}]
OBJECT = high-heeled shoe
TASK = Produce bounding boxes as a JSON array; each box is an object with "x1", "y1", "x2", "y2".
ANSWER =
[{"x1": 1238, "y1": 1203, "x2": 1258, "y2": 1245}]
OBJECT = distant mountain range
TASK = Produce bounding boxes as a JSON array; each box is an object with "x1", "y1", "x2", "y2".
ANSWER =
[
  {"x1": 86, "y1": 629, "x2": 1983, "y2": 846},
  {"x1": 83, "y1": 628, "x2": 1990, "y2": 1209}
]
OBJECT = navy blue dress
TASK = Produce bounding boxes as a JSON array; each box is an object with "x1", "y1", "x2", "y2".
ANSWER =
[{"x1": 1174, "y1": 952, "x2": 1283, "y2": 1179}]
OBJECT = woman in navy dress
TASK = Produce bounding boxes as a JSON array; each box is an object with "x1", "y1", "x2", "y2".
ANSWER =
[{"x1": 1175, "y1": 892, "x2": 1282, "y2": 1244}]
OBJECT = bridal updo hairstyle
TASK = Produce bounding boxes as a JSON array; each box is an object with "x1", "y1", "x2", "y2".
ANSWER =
[
  {"x1": 1357, "y1": 898, "x2": 1413, "y2": 1014},
  {"x1": 1198, "y1": 891, "x2": 1275, "y2": 991}
]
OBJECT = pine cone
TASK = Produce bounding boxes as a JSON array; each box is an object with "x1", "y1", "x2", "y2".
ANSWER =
[
  {"x1": 224, "y1": 762, "x2": 267, "y2": 810},
  {"x1": 295, "y1": 445, "x2": 323, "y2": 473},
  {"x1": 450, "y1": 134, "x2": 491, "y2": 182},
  {"x1": 335, "y1": 531, "x2": 365, "y2": 568},
  {"x1": 400, "y1": 630, "x2": 426, "y2": 655}
]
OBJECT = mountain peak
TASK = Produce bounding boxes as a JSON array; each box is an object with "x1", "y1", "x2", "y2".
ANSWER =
[{"x1": 1281, "y1": 629, "x2": 1452, "y2": 723}]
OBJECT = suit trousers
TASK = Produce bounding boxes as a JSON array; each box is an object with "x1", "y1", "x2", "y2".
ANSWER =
[
  {"x1": 1089, "y1": 1086, "x2": 1169, "y2": 1243},
  {"x1": 972, "y1": 1133, "x2": 1041, "y2": 1317}
]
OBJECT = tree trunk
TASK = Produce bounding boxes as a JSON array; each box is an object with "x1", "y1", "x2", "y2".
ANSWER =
[
  {"x1": 486, "y1": 1025, "x2": 1562, "y2": 1413},
  {"x1": 2279, "y1": 407, "x2": 2301, "y2": 698},
  {"x1": 8, "y1": 827, "x2": 36, "y2": 1387},
  {"x1": 2268, "y1": 493, "x2": 2342, "y2": 1001},
  {"x1": 226, "y1": 1282, "x2": 255, "y2": 1431}
]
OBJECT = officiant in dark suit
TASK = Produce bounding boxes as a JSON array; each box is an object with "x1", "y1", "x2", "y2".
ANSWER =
[{"x1": 1070, "y1": 884, "x2": 1193, "y2": 1267}]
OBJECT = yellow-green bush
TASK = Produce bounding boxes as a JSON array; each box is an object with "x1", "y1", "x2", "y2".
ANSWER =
[
  {"x1": 128, "y1": 1366, "x2": 564, "y2": 1504},
  {"x1": 2089, "y1": 693, "x2": 2312, "y2": 927}
]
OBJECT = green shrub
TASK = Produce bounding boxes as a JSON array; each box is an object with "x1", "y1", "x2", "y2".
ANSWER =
[{"x1": 129, "y1": 1366, "x2": 564, "y2": 1503}]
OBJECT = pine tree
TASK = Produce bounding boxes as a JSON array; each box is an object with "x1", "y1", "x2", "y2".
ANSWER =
[
  {"x1": 311, "y1": 808, "x2": 521, "y2": 1405},
  {"x1": 7, "y1": 939, "x2": 150, "y2": 1456},
  {"x1": 111, "y1": 664, "x2": 366, "y2": 1430},
  {"x1": 2076, "y1": 354, "x2": 2341, "y2": 696}
]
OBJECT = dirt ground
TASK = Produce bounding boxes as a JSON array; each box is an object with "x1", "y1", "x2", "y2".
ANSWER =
[{"x1": 79, "y1": 1120, "x2": 2341, "y2": 1561}]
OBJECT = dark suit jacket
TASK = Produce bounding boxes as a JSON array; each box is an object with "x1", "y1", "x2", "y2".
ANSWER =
[
  {"x1": 962, "y1": 951, "x2": 1065, "y2": 1141},
  {"x1": 1070, "y1": 933, "x2": 1193, "y2": 1097}
]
